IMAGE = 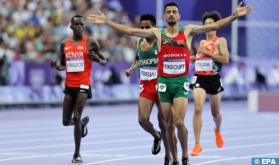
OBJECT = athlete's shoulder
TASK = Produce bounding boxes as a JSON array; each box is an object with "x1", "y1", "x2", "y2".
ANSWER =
[
  {"x1": 61, "y1": 39, "x2": 67, "y2": 45},
  {"x1": 216, "y1": 37, "x2": 227, "y2": 44},
  {"x1": 199, "y1": 40, "x2": 206, "y2": 44}
]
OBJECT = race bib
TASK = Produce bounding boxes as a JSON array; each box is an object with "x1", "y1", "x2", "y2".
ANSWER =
[
  {"x1": 163, "y1": 59, "x2": 185, "y2": 74},
  {"x1": 192, "y1": 76, "x2": 197, "y2": 84},
  {"x1": 140, "y1": 67, "x2": 157, "y2": 81},
  {"x1": 66, "y1": 59, "x2": 84, "y2": 72},
  {"x1": 195, "y1": 59, "x2": 213, "y2": 71},
  {"x1": 158, "y1": 83, "x2": 166, "y2": 92},
  {"x1": 184, "y1": 82, "x2": 189, "y2": 91}
]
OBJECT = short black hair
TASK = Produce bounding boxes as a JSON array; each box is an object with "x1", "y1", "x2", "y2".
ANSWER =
[
  {"x1": 140, "y1": 14, "x2": 156, "y2": 26},
  {"x1": 71, "y1": 15, "x2": 84, "y2": 24},
  {"x1": 202, "y1": 11, "x2": 222, "y2": 25},
  {"x1": 164, "y1": 2, "x2": 179, "y2": 11}
]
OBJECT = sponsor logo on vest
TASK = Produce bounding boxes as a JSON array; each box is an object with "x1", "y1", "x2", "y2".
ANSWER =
[{"x1": 163, "y1": 54, "x2": 187, "y2": 58}]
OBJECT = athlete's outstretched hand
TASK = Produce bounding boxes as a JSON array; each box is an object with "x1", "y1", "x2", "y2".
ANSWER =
[
  {"x1": 234, "y1": 2, "x2": 253, "y2": 17},
  {"x1": 125, "y1": 69, "x2": 133, "y2": 77},
  {"x1": 87, "y1": 10, "x2": 107, "y2": 24},
  {"x1": 50, "y1": 60, "x2": 57, "y2": 68}
]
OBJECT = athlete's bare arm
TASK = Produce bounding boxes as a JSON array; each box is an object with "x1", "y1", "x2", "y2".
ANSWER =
[
  {"x1": 87, "y1": 11, "x2": 160, "y2": 39},
  {"x1": 87, "y1": 37, "x2": 107, "y2": 67},
  {"x1": 186, "y1": 2, "x2": 253, "y2": 35},
  {"x1": 198, "y1": 37, "x2": 229, "y2": 64},
  {"x1": 126, "y1": 39, "x2": 139, "y2": 77},
  {"x1": 50, "y1": 40, "x2": 66, "y2": 71}
]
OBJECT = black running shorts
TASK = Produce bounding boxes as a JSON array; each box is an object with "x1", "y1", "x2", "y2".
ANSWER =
[
  {"x1": 190, "y1": 74, "x2": 224, "y2": 95},
  {"x1": 63, "y1": 86, "x2": 92, "y2": 99}
]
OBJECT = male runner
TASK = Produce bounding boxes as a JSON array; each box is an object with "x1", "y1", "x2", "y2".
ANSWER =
[
  {"x1": 125, "y1": 14, "x2": 171, "y2": 165},
  {"x1": 189, "y1": 11, "x2": 229, "y2": 156},
  {"x1": 50, "y1": 15, "x2": 107, "y2": 163},
  {"x1": 87, "y1": 2, "x2": 253, "y2": 164}
]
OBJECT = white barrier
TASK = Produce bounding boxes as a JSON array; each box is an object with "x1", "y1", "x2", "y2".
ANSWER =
[{"x1": 248, "y1": 90, "x2": 279, "y2": 112}]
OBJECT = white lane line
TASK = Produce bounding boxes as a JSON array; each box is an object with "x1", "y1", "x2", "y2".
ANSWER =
[
  {"x1": 1, "y1": 132, "x2": 279, "y2": 152},
  {"x1": 83, "y1": 143, "x2": 279, "y2": 165},
  {"x1": 1, "y1": 125, "x2": 279, "y2": 144},
  {"x1": 0, "y1": 145, "x2": 151, "y2": 162},
  {"x1": 1, "y1": 141, "x2": 279, "y2": 163}
]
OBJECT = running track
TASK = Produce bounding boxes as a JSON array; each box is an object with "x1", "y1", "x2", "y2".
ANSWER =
[{"x1": 0, "y1": 101, "x2": 278, "y2": 165}]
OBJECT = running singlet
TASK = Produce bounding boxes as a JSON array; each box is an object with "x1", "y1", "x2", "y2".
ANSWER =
[
  {"x1": 137, "y1": 37, "x2": 158, "y2": 81},
  {"x1": 157, "y1": 27, "x2": 191, "y2": 77},
  {"x1": 195, "y1": 37, "x2": 222, "y2": 76},
  {"x1": 64, "y1": 36, "x2": 92, "y2": 87}
]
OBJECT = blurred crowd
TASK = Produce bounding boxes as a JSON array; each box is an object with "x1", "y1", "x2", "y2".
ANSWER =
[{"x1": 0, "y1": 0, "x2": 138, "y2": 64}]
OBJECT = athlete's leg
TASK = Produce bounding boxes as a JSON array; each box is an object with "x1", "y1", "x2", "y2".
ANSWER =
[
  {"x1": 209, "y1": 92, "x2": 224, "y2": 148},
  {"x1": 208, "y1": 93, "x2": 222, "y2": 132},
  {"x1": 161, "y1": 102, "x2": 178, "y2": 162},
  {"x1": 155, "y1": 100, "x2": 171, "y2": 159},
  {"x1": 62, "y1": 94, "x2": 76, "y2": 126},
  {"x1": 192, "y1": 88, "x2": 207, "y2": 144},
  {"x1": 173, "y1": 97, "x2": 189, "y2": 158},
  {"x1": 138, "y1": 97, "x2": 159, "y2": 138},
  {"x1": 72, "y1": 93, "x2": 88, "y2": 155}
]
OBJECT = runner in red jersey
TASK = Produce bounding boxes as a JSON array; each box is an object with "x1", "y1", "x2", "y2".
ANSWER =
[
  {"x1": 50, "y1": 15, "x2": 107, "y2": 163},
  {"x1": 125, "y1": 14, "x2": 171, "y2": 165},
  {"x1": 88, "y1": 2, "x2": 253, "y2": 164},
  {"x1": 190, "y1": 11, "x2": 229, "y2": 156}
]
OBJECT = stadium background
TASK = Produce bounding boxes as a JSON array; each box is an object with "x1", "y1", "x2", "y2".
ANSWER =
[{"x1": 0, "y1": 0, "x2": 279, "y2": 107}]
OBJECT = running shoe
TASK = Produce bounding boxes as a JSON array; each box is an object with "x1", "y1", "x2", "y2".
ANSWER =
[
  {"x1": 152, "y1": 131, "x2": 162, "y2": 155},
  {"x1": 214, "y1": 127, "x2": 224, "y2": 148},
  {"x1": 191, "y1": 144, "x2": 202, "y2": 156},
  {"x1": 81, "y1": 116, "x2": 89, "y2": 138},
  {"x1": 72, "y1": 154, "x2": 83, "y2": 163}
]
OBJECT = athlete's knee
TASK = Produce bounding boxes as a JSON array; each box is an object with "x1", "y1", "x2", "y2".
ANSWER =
[
  {"x1": 72, "y1": 114, "x2": 81, "y2": 123},
  {"x1": 194, "y1": 105, "x2": 203, "y2": 115},
  {"x1": 138, "y1": 116, "x2": 150, "y2": 126},
  {"x1": 166, "y1": 122, "x2": 175, "y2": 132},
  {"x1": 212, "y1": 111, "x2": 221, "y2": 118},
  {"x1": 175, "y1": 120, "x2": 185, "y2": 130}
]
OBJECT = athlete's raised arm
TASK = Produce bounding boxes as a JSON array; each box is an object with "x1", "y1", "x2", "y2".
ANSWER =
[
  {"x1": 87, "y1": 10, "x2": 157, "y2": 39},
  {"x1": 187, "y1": 2, "x2": 253, "y2": 35}
]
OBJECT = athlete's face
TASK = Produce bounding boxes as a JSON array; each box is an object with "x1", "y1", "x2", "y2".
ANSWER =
[
  {"x1": 164, "y1": 6, "x2": 180, "y2": 26},
  {"x1": 70, "y1": 17, "x2": 85, "y2": 35},
  {"x1": 140, "y1": 20, "x2": 155, "y2": 30},
  {"x1": 204, "y1": 18, "x2": 216, "y2": 36}
]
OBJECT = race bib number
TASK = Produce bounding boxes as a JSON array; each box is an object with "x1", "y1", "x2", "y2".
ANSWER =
[
  {"x1": 139, "y1": 85, "x2": 144, "y2": 93},
  {"x1": 158, "y1": 83, "x2": 166, "y2": 92},
  {"x1": 184, "y1": 82, "x2": 189, "y2": 91},
  {"x1": 192, "y1": 76, "x2": 197, "y2": 84},
  {"x1": 66, "y1": 59, "x2": 84, "y2": 72},
  {"x1": 140, "y1": 67, "x2": 157, "y2": 81},
  {"x1": 163, "y1": 59, "x2": 185, "y2": 74},
  {"x1": 195, "y1": 59, "x2": 213, "y2": 71}
]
